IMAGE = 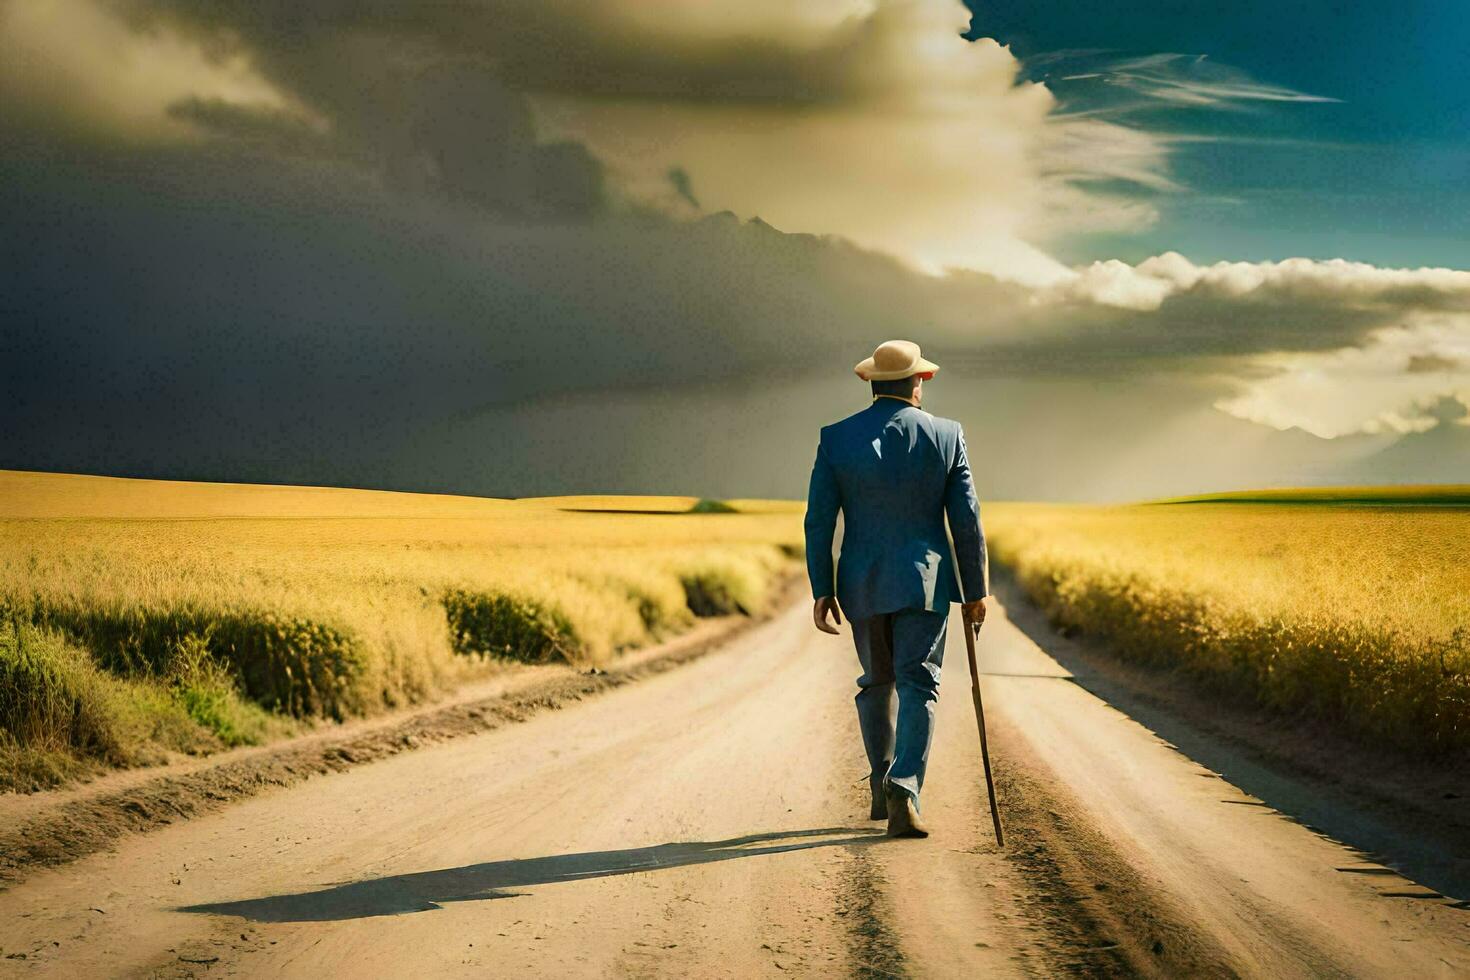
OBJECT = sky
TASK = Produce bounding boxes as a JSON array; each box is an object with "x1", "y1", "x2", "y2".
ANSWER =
[
  {"x1": 969, "y1": 1, "x2": 1470, "y2": 269},
  {"x1": 2, "y1": 0, "x2": 1467, "y2": 501}
]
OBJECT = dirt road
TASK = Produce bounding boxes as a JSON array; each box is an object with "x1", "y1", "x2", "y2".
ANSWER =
[{"x1": 1, "y1": 597, "x2": 1467, "y2": 977}]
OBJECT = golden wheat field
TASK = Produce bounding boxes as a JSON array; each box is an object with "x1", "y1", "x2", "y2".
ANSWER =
[
  {"x1": 985, "y1": 494, "x2": 1470, "y2": 755},
  {"x1": 0, "y1": 471, "x2": 803, "y2": 789}
]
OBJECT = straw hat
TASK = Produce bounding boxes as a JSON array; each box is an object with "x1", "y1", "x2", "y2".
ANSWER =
[{"x1": 854, "y1": 340, "x2": 940, "y2": 381}]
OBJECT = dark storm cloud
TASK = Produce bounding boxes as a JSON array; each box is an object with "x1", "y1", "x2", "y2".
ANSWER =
[
  {"x1": 0, "y1": 121, "x2": 1029, "y2": 405},
  {"x1": 160, "y1": 55, "x2": 607, "y2": 221},
  {"x1": 1405, "y1": 353, "x2": 1464, "y2": 374},
  {"x1": 376, "y1": 62, "x2": 606, "y2": 219},
  {"x1": 667, "y1": 167, "x2": 701, "y2": 210},
  {"x1": 0, "y1": 116, "x2": 1037, "y2": 488},
  {"x1": 166, "y1": 97, "x2": 329, "y2": 156}
]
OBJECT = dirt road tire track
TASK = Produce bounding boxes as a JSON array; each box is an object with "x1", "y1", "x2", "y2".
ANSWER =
[
  {"x1": 989, "y1": 716, "x2": 1238, "y2": 978},
  {"x1": 834, "y1": 837, "x2": 908, "y2": 979}
]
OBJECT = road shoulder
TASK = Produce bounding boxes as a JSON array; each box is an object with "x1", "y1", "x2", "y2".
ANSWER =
[{"x1": 0, "y1": 582, "x2": 800, "y2": 893}]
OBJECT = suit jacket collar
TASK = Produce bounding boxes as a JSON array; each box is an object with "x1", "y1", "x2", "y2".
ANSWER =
[{"x1": 871, "y1": 395, "x2": 919, "y2": 414}]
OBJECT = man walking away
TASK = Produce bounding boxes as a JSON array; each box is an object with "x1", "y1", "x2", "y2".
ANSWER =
[{"x1": 804, "y1": 340, "x2": 989, "y2": 838}]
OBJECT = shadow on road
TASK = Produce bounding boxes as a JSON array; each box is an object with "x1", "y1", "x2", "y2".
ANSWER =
[{"x1": 178, "y1": 826, "x2": 886, "y2": 922}]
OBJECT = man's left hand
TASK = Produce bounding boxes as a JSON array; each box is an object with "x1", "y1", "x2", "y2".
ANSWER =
[{"x1": 961, "y1": 598, "x2": 987, "y2": 638}]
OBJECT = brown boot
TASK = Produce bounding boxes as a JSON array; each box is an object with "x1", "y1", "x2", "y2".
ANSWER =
[
  {"x1": 885, "y1": 787, "x2": 929, "y2": 838},
  {"x1": 870, "y1": 776, "x2": 888, "y2": 821}
]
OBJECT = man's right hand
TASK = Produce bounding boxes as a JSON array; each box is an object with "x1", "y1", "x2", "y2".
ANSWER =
[{"x1": 813, "y1": 596, "x2": 843, "y2": 634}]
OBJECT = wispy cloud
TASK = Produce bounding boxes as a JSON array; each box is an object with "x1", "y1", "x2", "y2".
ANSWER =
[
  {"x1": 1093, "y1": 53, "x2": 1341, "y2": 108},
  {"x1": 1016, "y1": 46, "x2": 1344, "y2": 235},
  {"x1": 1037, "y1": 50, "x2": 1340, "y2": 113}
]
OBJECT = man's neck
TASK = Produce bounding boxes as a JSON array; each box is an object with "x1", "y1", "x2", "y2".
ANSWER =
[{"x1": 874, "y1": 393, "x2": 919, "y2": 408}]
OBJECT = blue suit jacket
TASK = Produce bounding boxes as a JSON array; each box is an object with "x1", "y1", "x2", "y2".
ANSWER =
[{"x1": 804, "y1": 398, "x2": 989, "y2": 622}]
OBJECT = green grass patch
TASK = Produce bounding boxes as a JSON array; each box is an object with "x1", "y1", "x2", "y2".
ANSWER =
[
  {"x1": 678, "y1": 559, "x2": 773, "y2": 618},
  {"x1": 681, "y1": 572, "x2": 745, "y2": 616},
  {"x1": 163, "y1": 632, "x2": 281, "y2": 747},
  {"x1": 442, "y1": 590, "x2": 581, "y2": 663},
  {"x1": 0, "y1": 620, "x2": 222, "y2": 791},
  {"x1": 688, "y1": 498, "x2": 739, "y2": 514},
  {"x1": 4, "y1": 598, "x2": 367, "y2": 721},
  {"x1": 621, "y1": 582, "x2": 692, "y2": 635},
  {"x1": 0, "y1": 620, "x2": 134, "y2": 765}
]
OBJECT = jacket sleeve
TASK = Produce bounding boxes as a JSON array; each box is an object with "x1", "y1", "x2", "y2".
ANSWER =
[
  {"x1": 803, "y1": 437, "x2": 840, "y2": 600},
  {"x1": 944, "y1": 424, "x2": 990, "y2": 601}
]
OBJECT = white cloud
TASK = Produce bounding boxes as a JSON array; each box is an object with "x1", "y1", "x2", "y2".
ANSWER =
[
  {"x1": 523, "y1": 0, "x2": 1171, "y2": 285},
  {"x1": 1058, "y1": 252, "x2": 1470, "y2": 312},
  {"x1": 1213, "y1": 315, "x2": 1470, "y2": 438},
  {"x1": 1057, "y1": 257, "x2": 1178, "y2": 310},
  {"x1": 1033, "y1": 253, "x2": 1470, "y2": 438}
]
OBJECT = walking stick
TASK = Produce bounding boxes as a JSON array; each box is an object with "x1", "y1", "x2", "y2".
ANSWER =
[{"x1": 963, "y1": 610, "x2": 1005, "y2": 847}]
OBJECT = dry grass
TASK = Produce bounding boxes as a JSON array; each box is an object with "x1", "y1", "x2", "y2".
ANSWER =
[
  {"x1": 0, "y1": 471, "x2": 803, "y2": 788},
  {"x1": 0, "y1": 621, "x2": 277, "y2": 791},
  {"x1": 987, "y1": 496, "x2": 1470, "y2": 755}
]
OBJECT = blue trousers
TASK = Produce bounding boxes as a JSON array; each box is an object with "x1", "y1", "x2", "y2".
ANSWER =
[{"x1": 850, "y1": 608, "x2": 948, "y2": 806}]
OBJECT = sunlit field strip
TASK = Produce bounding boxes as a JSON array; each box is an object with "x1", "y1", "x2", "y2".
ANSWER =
[
  {"x1": 986, "y1": 495, "x2": 1470, "y2": 755},
  {"x1": 0, "y1": 472, "x2": 804, "y2": 789}
]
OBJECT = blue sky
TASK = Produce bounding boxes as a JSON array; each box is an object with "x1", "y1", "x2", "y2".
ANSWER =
[{"x1": 967, "y1": 0, "x2": 1470, "y2": 268}]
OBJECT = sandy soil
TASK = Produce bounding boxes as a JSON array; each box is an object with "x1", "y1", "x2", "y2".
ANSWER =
[{"x1": 1, "y1": 595, "x2": 1467, "y2": 977}]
